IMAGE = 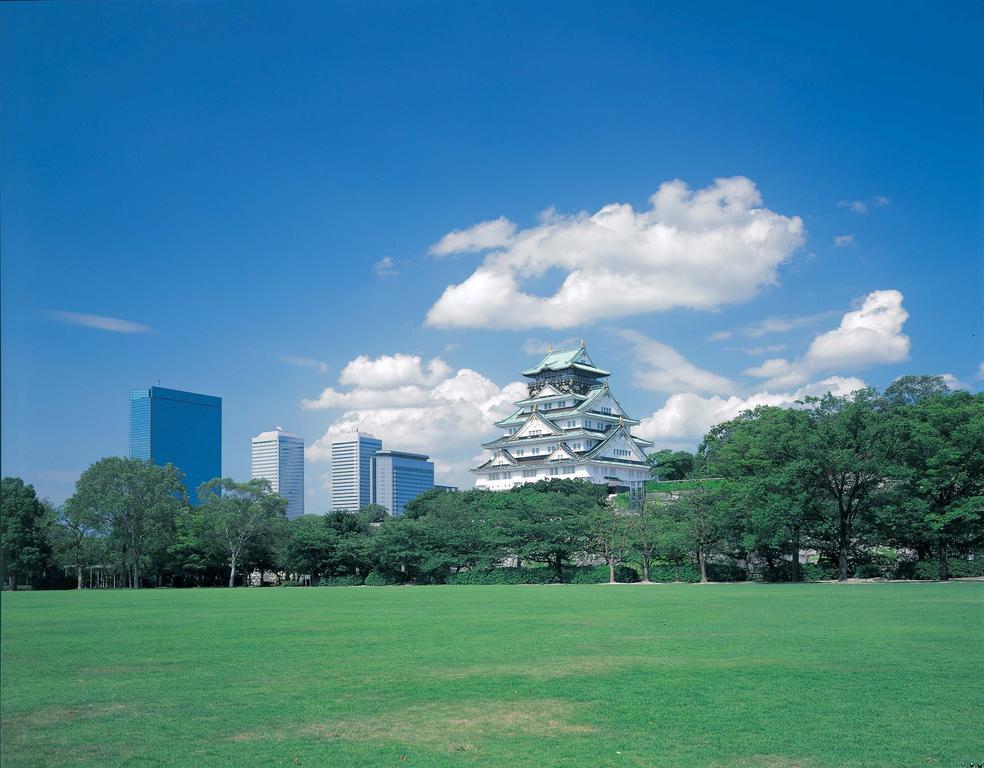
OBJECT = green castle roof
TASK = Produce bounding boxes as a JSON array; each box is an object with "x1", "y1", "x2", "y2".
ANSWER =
[{"x1": 520, "y1": 344, "x2": 611, "y2": 377}]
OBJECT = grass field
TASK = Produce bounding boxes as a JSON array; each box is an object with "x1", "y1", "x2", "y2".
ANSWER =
[{"x1": 2, "y1": 583, "x2": 982, "y2": 767}]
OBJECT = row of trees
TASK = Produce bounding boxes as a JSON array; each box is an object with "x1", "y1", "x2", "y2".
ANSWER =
[{"x1": 2, "y1": 377, "x2": 981, "y2": 588}]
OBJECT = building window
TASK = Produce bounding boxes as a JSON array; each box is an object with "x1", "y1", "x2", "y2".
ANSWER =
[
  {"x1": 515, "y1": 449, "x2": 524, "y2": 456},
  {"x1": 502, "y1": 471, "x2": 512, "y2": 479},
  {"x1": 522, "y1": 469, "x2": 537, "y2": 478},
  {"x1": 563, "y1": 466, "x2": 575, "y2": 475},
  {"x1": 549, "y1": 467, "x2": 560, "y2": 476},
  {"x1": 532, "y1": 447, "x2": 540, "y2": 454}
]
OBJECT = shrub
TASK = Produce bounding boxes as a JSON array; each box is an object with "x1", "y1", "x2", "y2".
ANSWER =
[
  {"x1": 317, "y1": 575, "x2": 363, "y2": 587},
  {"x1": 568, "y1": 564, "x2": 640, "y2": 584},
  {"x1": 447, "y1": 567, "x2": 560, "y2": 585},
  {"x1": 644, "y1": 563, "x2": 701, "y2": 582},
  {"x1": 913, "y1": 558, "x2": 984, "y2": 580},
  {"x1": 800, "y1": 563, "x2": 837, "y2": 582},
  {"x1": 281, "y1": 579, "x2": 302, "y2": 587},
  {"x1": 364, "y1": 571, "x2": 399, "y2": 586}
]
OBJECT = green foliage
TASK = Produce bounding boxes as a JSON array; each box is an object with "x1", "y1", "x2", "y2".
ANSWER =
[
  {"x1": 363, "y1": 570, "x2": 397, "y2": 586},
  {"x1": 646, "y1": 449, "x2": 694, "y2": 480},
  {"x1": 568, "y1": 564, "x2": 639, "y2": 583},
  {"x1": 913, "y1": 558, "x2": 984, "y2": 580},
  {"x1": 448, "y1": 567, "x2": 560, "y2": 585},
  {"x1": 448, "y1": 565, "x2": 639, "y2": 585},
  {"x1": 194, "y1": 477, "x2": 287, "y2": 587},
  {"x1": 1, "y1": 477, "x2": 53, "y2": 588},
  {"x1": 68, "y1": 458, "x2": 186, "y2": 588},
  {"x1": 316, "y1": 574, "x2": 364, "y2": 587}
]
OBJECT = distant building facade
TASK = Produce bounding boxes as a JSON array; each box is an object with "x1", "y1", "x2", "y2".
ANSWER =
[
  {"x1": 472, "y1": 342, "x2": 651, "y2": 496},
  {"x1": 330, "y1": 431, "x2": 382, "y2": 511},
  {"x1": 129, "y1": 386, "x2": 222, "y2": 502},
  {"x1": 251, "y1": 426, "x2": 305, "y2": 518},
  {"x1": 371, "y1": 450, "x2": 435, "y2": 517}
]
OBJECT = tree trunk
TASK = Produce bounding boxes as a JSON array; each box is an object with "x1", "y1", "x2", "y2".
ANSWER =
[
  {"x1": 133, "y1": 560, "x2": 141, "y2": 589},
  {"x1": 938, "y1": 537, "x2": 949, "y2": 581},
  {"x1": 229, "y1": 557, "x2": 237, "y2": 588},
  {"x1": 608, "y1": 555, "x2": 616, "y2": 584},
  {"x1": 76, "y1": 566, "x2": 83, "y2": 590},
  {"x1": 698, "y1": 545, "x2": 708, "y2": 583},
  {"x1": 791, "y1": 530, "x2": 801, "y2": 583},
  {"x1": 642, "y1": 557, "x2": 650, "y2": 583},
  {"x1": 837, "y1": 514, "x2": 850, "y2": 582}
]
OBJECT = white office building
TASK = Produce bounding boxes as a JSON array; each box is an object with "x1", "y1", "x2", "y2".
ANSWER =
[
  {"x1": 251, "y1": 426, "x2": 305, "y2": 518},
  {"x1": 330, "y1": 430, "x2": 382, "y2": 511}
]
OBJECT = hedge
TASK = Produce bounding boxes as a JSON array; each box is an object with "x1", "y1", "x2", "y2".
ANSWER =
[
  {"x1": 447, "y1": 564, "x2": 640, "y2": 585},
  {"x1": 316, "y1": 575, "x2": 364, "y2": 587},
  {"x1": 913, "y1": 558, "x2": 984, "y2": 580},
  {"x1": 363, "y1": 571, "x2": 400, "y2": 586}
]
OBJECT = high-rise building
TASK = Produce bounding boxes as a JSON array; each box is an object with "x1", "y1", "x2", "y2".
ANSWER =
[
  {"x1": 129, "y1": 386, "x2": 222, "y2": 502},
  {"x1": 251, "y1": 426, "x2": 305, "y2": 519},
  {"x1": 472, "y1": 342, "x2": 651, "y2": 498},
  {"x1": 371, "y1": 450, "x2": 435, "y2": 517},
  {"x1": 329, "y1": 431, "x2": 382, "y2": 511}
]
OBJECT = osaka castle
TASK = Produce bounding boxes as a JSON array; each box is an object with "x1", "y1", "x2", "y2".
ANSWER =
[{"x1": 473, "y1": 341, "x2": 653, "y2": 495}]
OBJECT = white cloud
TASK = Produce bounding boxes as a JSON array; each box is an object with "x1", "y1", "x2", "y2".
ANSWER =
[
  {"x1": 521, "y1": 337, "x2": 579, "y2": 356},
  {"x1": 51, "y1": 310, "x2": 153, "y2": 333},
  {"x1": 616, "y1": 329, "x2": 734, "y2": 395},
  {"x1": 424, "y1": 177, "x2": 805, "y2": 329},
  {"x1": 637, "y1": 376, "x2": 867, "y2": 449},
  {"x1": 280, "y1": 354, "x2": 329, "y2": 373},
  {"x1": 745, "y1": 289, "x2": 910, "y2": 388},
  {"x1": 374, "y1": 256, "x2": 399, "y2": 277},
  {"x1": 304, "y1": 359, "x2": 526, "y2": 488},
  {"x1": 741, "y1": 311, "x2": 835, "y2": 338},
  {"x1": 708, "y1": 330, "x2": 733, "y2": 342},
  {"x1": 977, "y1": 362, "x2": 984, "y2": 382},
  {"x1": 941, "y1": 373, "x2": 969, "y2": 391},
  {"x1": 834, "y1": 234, "x2": 856, "y2": 247},
  {"x1": 429, "y1": 216, "x2": 517, "y2": 257},
  {"x1": 838, "y1": 196, "x2": 889, "y2": 215},
  {"x1": 339, "y1": 353, "x2": 451, "y2": 389},
  {"x1": 739, "y1": 344, "x2": 787, "y2": 356}
]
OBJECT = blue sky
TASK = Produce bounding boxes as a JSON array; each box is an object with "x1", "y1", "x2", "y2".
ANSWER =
[{"x1": 2, "y1": 1, "x2": 981, "y2": 507}]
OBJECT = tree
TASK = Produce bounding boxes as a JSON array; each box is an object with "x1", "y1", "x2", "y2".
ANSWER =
[
  {"x1": 57, "y1": 498, "x2": 101, "y2": 589},
  {"x1": 494, "y1": 480, "x2": 601, "y2": 579},
  {"x1": 586, "y1": 500, "x2": 631, "y2": 583},
  {"x1": 700, "y1": 406, "x2": 818, "y2": 581},
  {"x1": 882, "y1": 375, "x2": 950, "y2": 408},
  {"x1": 674, "y1": 480, "x2": 729, "y2": 583},
  {"x1": 800, "y1": 390, "x2": 900, "y2": 581},
  {"x1": 646, "y1": 450, "x2": 694, "y2": 481},
  {"x1": 889, "y1": 391, "x2": 984, "y2": 579},
  {"x1": 68, "y1": 458, "x2": 186, "y2": 588},
  {"x1": 652, "y1": 501, "x2": 693, "y2": 582},
  {"x1": 1, "y1": 477, "x2": 53, "y2": 589},
  {"x1": 196, "y1": 478, "x2": 287, "y2": 587},
  {"x1": 628, "y1": 496, "x2": 665, "y2": 582}
]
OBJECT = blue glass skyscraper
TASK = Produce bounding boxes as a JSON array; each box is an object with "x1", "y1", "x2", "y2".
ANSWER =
[
  {"x1": 129, "y1": 387, "x2": 222, "y2": 502},
  {"x1": 371, "y1": 450, "x2": 435, "y2": 516}
]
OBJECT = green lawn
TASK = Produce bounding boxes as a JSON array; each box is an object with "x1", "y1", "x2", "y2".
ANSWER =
[{"x1": 2, "y1": 584, "x2": 982, "y2": 767}]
